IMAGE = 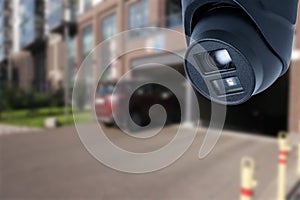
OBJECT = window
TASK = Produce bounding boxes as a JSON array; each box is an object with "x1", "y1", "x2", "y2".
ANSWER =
[
  {"x1": 100, "y1": 13, "x2": 117, "y2": 80},
  {"x1": 98, "y1": 84, "x2": 114, "y2": 94},
  {"x1": 68, "y1": 36, "x2": 77, "y2": 64},
  {"x1": 0, "y1": 1, "x2": 4, "y2": 62},
  {"x1": 81, "y1": 24, "x2": 94, "y2": 59},
  {"x1": 0, "y1": 0, "x2": 3, "y2": 12},
  {"x1": 70, "y1": 0, "x2": 78, "y2": 22},
  {"x1": 67, "y1": 36, "x2": 77, "y2": 88},
  {"x1": 102, "y1": 13, "x2": 117, "y2": 41},
  {"x1": 19, "y1": 0, "x2": 35, "y2": 48},
  {"x1": 166, "y1": 0, "x2": 182, "y2": 27},
  {"x1": 128, "y1": 0, "x2": 149, "y2": 29},
  {"x1": 0, "y1": 34, "x2": 4, "y2": 62},
  {"x1": 47, "y1": 0, "x2": 64, "y2": 30},
  {"x1": 84, "y1": 0, "x2": 93, "y2": 12}
]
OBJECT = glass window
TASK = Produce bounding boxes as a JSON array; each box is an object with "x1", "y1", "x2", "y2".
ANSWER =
[
  {"x1": 0, "y1": 31, "x2": 4, "y2": 47},
  {"x1": 81, "y1": 24, "x2": 94, "y2": 59},
  {"x1": 100, "y1": 13, "x2": 117, "y2": 80},
  {"x1": 0, "y1": 13, "x2": 3, "y2": 30},
  {"x1": 128, "y1": 0, "x2": 149, "y2": 29},
  {"x1": 67, "y1": 36, "x2": 77, "y2": 88},
  {"x1": 102, "y1": 13, "x2": 117, "y2": 41},
  {"x1": 0, "y1": 0, "x2": 5, "y2": 62},
  {"x1": 0, "y1": 0, "x2": 4, "y2": 20},
  {"x1": 84, "y1": 0, "x2": 93, "y2": 12},
  {"x1": 68, "y1": 36, "x2": 76, "y2": 63},
  {"x1": 47, "y1": 0, "x2": 64, "y2": 30},
  {"x1": 70, "y1": 0, "x2": 78, "y2": 22},
  {"x1": 0, "y1": 39, "x2": 4, "y2": 62},
  {"x1": 166, "y1": 0, "x2": 182, "y2": 27},
  {"x1": 98, "y1": 84, "x2": 114, "y2": 94},
  {"x1": 100, "y1": 42, "x2": 111, "y2": 80},
  {"x1": 19, "y1": 0, "x2": 35, "y2": 48}
]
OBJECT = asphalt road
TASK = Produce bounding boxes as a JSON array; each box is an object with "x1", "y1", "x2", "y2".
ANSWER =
[{"x1": 0, "y1": 125, "x2": 298, "y2": 200}]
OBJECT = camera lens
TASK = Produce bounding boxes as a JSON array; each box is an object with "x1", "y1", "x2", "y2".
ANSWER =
[
  {"x1": 208, "y1": 49, "x2": 232, "y2": 69},
  {"x1": 193, "y1": 49, "x2": 234, "y2": 74}
]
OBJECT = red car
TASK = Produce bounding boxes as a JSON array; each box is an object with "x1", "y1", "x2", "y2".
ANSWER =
[{"x1": 95, "y1": 80, "x2": 181, "y2": 130}]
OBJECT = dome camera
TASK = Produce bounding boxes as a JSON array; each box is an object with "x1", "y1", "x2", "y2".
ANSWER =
[{"x1": 182, "y1": 0, "x2": 298, "y2": 105}]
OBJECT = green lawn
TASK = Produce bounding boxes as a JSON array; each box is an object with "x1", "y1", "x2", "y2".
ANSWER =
[{"x1": 0, "y1": 107, "x2": 91, "y2": 128}]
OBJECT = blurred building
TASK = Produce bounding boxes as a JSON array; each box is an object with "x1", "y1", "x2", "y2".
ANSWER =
[
  {"x1": 0, "y1": 0, "x2": 78, "y2": 92},
  {"x1": 0, "y1": 0, "x2": 13, "y2": 87},
  {"x1": 0, "y1": 0, "x2": 299, "y2": 134},
  {"x1": 76, "y1": 0, "x2": 300, "y2": 134},
  {"x1": 46, "y1": 0, "x2": 78, "y2": 91},
  {"x1": 0, "y1": 0, "x2": 47, "y2": 91},
  {"x1": 77, "y1": 0, "x2": 183, "y2": 79}
]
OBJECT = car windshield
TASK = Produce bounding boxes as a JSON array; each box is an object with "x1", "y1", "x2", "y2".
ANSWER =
[{"x1": 98, "y1": 85, "x2": 115, "y2": 94}]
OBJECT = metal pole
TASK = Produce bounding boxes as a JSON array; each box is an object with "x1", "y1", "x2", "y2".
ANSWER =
[
  {"x1": 297, "y1": 121, "x2": 300, "y2": 176},
  {"x1": 64, "y1": 2, "x2": 71, "y2": 121},
  {"x1": 7, "y1": 55, "x2": 12, "y2": 86},
  {"x1": 64, "y1": 24, "x2": 70, "y2": 121}
]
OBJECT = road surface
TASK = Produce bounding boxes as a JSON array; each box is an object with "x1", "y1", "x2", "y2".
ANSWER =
[{"x1": 0, "y1": 124, "x2": 298, "y2": 200}]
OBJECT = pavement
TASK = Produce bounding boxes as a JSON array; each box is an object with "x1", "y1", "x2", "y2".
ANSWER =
[
  {"x1": 0, "y1": 124, "x2": 42, "y2": 136},
  {"x1": 0, "y1": 124, "x2": 299, "y2": 200}
]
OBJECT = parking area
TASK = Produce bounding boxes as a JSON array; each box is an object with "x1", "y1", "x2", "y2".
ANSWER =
[{"x1": 0, "y1": 125, "x2": 298, "y2": 200}]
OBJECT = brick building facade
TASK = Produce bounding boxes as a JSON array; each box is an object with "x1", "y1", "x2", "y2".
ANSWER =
[
  {"x1": 0, "y1": 0, "x2": 299, "y2": 134},
  {"x1": 76, "y1": 0, "x2": 300, "y2": 134}
]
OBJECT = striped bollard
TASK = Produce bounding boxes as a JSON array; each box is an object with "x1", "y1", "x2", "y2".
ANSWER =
[
  {"x1": 277, "y1": 132, "x2": 292, "y2": 200},
  {"x1": 297, "y1": 121, "x2": 300, "y2": 176},
  {"x1": 240, "y1": 157, "x2": 257, "y2": 200}
]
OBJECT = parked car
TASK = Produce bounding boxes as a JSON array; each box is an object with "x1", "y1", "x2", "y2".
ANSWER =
[{"x1": 95, "y1": 80, "x2": 181, "y2": 130}]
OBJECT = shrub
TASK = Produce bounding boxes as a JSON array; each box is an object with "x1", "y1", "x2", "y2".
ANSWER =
[
  {"x1": 50, "y1": 86, "x2": 65, "y2": 107},
  {"x1": 0, "y1": 84, "x2": 66, "y2": 111}
]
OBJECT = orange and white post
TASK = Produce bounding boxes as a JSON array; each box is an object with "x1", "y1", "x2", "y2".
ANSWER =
[
  {"x1": 240, "y1": 157, "x2": 257, "y2": 200},
  {"x1": 277, "y1": 132, "x2": 292, "y2": 200},
  {"x1": 297, "y1": 121, "x2": 300, "y2": 176}
]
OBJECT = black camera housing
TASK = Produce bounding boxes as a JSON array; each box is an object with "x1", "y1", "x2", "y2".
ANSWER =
[{"x1": 182, "y1": 0, "x2": 298, "y2": 105}]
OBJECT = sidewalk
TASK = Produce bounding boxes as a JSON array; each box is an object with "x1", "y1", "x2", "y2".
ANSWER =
[
  {"x1": 183, "y1": 126, "x2": 300, "y2": 200},
  {"x1": 0, "y1": 124, "x2": 299, "y2": 199},
  {"x1": 0, "y1": 124, "x2": 42, "y2": 136}
]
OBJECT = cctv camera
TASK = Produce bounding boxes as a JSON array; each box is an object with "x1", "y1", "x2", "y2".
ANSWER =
[{"x1": 182, "y1": 0, "x2": 298, "y2": 105}]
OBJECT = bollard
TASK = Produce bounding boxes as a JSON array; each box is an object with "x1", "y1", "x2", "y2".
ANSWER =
[
  {"x1": 297, "y1": 121, "x2": 300, "y2": 176},
  {"x1": 277, "y1": 131, "x2": 292, "y2": 200},
  {"x1": 298, "y1": 140, "x2": 300, "y2": 176},
  {"x1": 240, "y1": 157, "x2": 257, "y2": 200}
]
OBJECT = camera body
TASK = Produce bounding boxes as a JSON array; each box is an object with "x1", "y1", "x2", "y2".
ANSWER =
[{"x1": 182, "y1": 0, "x2": 298, "y2": 105}]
